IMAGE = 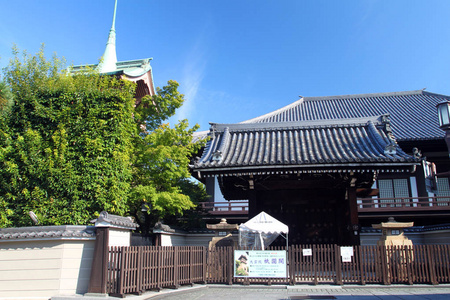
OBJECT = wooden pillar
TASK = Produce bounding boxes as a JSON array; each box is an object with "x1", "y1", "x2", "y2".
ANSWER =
[
  {"x1": 347, "y1": 186, "x2": 360, "y2": 246},
  {"x1": 154, "y1": 232, "x2": 162, "y2": 246},
  {"x1": 205, "y1": 177, "x2": 216, "y2": 202},
  {"x1": 248, "y1": 189, "x2": 258, "y2": 219},
  {"x1": 87, "y1": 227, "x2": 109, "y2": 294}
]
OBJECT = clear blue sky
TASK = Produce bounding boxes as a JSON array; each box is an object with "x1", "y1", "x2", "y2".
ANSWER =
[{"x1": 1, "y1": 0, "x2": 450, "y2": 131}]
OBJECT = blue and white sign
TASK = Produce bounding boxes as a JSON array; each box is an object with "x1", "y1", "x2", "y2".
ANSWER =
[{"x1": 234, "y1": 250, "x2": 287, "y2": 278}]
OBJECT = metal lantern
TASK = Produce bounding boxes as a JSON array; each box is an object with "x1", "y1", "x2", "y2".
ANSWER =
[
  {"x1": 437, "y1": 100, "x2": 450, "y2": 129},
  {"x1": 437, "y1": 100, "x2": 450, "y2": 157}
]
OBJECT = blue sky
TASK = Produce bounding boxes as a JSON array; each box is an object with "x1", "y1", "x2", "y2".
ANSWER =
[{"x1": 1, "y1": 0, "x2": 450, "y2": 131}]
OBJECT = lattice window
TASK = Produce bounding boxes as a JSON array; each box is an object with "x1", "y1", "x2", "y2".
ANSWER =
[
  {"x1": 378, "y1": 179, "x2": 410, "y2": 207},
  {"x1": 436, "y1": 177, "x2": 450, "y2": 206}
]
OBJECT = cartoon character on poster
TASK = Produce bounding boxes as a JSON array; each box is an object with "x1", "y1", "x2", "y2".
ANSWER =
[{"x1": 235, "y1": 251, "x2": 249, "y2": 276}]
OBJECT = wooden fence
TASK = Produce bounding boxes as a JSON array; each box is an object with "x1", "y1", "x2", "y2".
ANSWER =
[
  {"x1": 107, "y1": 246, "x2": 206, "y2": 296},
  {"x1": 106, "y1": 245, "x2": 450, "y2": 297}
]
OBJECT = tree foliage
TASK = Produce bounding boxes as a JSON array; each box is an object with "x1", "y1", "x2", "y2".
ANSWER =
[
  {"x1": 0, "y1": 81, "x2": 13, "y2": 112},
  {"x1": 0, "y1": 47, "x2": 205, "y2": 228}
]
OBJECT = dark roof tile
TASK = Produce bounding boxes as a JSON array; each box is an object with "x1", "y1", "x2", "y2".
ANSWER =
[
  {"x1": 0, "y1": 226, "x2": 96, "y2": 240},
  {"x1": 194, "y1": 115, "x2": 420, "y2": 172},
  {"x1": 242, "y1": 90, "x2": 448, "y2": 141}
]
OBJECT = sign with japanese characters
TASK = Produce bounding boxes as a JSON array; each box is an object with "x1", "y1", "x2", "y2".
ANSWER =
[
  {"x1": 234, "y1": 250, "x2": 287, "y2": 278},
  {"x1": 340, "y1": 246, "x2": 354, "y2": 262}
]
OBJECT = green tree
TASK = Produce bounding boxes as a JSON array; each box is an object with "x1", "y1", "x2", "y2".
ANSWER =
[
  {"x1": 163, "y1": 178, "x2": 210, "y2": 230},
  {"x1": 0, "y1": 81, "x2": 13, "y2": 112},
  {"x1": 0, "y1": 47, "x2": 205, "y2": 228},
  {"x1": 130, "y1": 91, "x2": 205, "y2": 232}
]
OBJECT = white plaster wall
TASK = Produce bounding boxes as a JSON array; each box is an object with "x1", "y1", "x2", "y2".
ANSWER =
[
  {"x1": 59, "y1": 241, "x2": 95, "y2": 295},
  {"x1": 0, "y1": 239, "x2": 94, "y2": 299},
  {"x1": 108, "y1": 228, "x2": 131, "y2": 247},
  {"x1": 160, "y1": 233, "x2": 187, "y2": 246}
]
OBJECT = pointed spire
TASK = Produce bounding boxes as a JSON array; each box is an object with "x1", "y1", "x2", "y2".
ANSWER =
[{"x1": 98, "y1": 0, "x2": 118, "y2": 73}]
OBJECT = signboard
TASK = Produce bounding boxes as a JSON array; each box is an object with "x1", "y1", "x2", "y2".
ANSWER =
[
  {"x1": 340, "y1": 246, "x2": 354, "y2": 262},
  {"x1": 302, "y1": 248, "x2": 312, "y2": 256},
  {"x1": 234, "y1": 250, "x2": 287, "y2": 278}
]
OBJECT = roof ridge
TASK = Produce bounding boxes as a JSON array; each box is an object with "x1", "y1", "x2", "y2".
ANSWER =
[
  {"x1": 421, "y1": 90, "x2": 450, "y2": 99},
  {"x1": 240, "y1": 90, "x2": 438, "y2": 124},
  {"x1": 303, "y1": 90, "x2": 425, "y2": 102},
  {"x1": 214, "y1": 115, "x2": 387, "y2": 132},
  {"x1": 241, "y1": 97, "x2": 304, "y2": 123}
]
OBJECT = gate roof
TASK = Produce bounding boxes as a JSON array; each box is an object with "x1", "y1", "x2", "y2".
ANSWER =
[{"x1": 192, "y1": 115, "x2": 420, "y2": 177}]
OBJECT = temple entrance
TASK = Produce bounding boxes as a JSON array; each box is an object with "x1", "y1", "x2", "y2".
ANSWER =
[{"x1": 251, "y1": 188, "x2": 349, "y2": 245}]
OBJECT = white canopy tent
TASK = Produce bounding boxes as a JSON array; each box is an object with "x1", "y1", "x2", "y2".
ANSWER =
[{"x1": 238, "y1": 211, "x2": 289, "y2": 250}]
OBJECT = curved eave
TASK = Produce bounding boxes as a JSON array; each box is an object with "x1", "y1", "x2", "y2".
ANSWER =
[
  {"x1": 192, "y1": 130, "x2": 210, "y2": 144},
  {"x1": 121, "y1": 65, "x2": 152, "y2": 78},
  {"x1": 192, "y1": 161, "x2": 419, "y2": 179},
  {"x1": 397, "y1": 135, "x2": 444, "y2": 142}
]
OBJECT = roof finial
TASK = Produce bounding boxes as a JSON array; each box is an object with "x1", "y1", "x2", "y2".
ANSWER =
[{"x1": 98, "y1": 0, "x2": 118, "y2": 73}]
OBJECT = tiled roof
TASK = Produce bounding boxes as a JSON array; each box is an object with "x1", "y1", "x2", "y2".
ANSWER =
[
  {"x1": 91, "y1": 211, "x2": 139, "y2": 230},
  {"x1": 0, "y1": 225, "x2": 96, "y2": 241},
  {"x1": 242, "y1": 90, "x2": 448, "y2": 141},
  {"x1": 193, "y1": 115, "x2": 420, "y2": 173},
  {"x1": 192, "y1": 130, "x2": 209, "y2": 144}
]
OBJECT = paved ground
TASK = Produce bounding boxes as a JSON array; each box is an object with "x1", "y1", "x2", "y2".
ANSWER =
[
  {"x1": 147, "y1": 284, "x2": 450, "y2": 300},
  {"x1": 52, "y1": 284, "x2": 450, "y2": 300}
]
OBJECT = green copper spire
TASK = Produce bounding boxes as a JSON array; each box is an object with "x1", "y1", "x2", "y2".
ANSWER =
[{"x1": 98, "y1": 0, "x2": 118, "y2": 73}]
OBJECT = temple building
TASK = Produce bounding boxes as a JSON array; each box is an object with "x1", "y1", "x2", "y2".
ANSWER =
[
  {"x1": 191, "y1": 90, "x2": 450, "y2": 245},
  {"x1": 70, "y1": 0, "x2": 155, "y2": 103}
]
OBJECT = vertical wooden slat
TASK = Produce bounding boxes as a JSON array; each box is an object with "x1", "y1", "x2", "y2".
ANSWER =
[
  {"x1": 358, "y1": 246, "x2": 365, "y2": 285},
  {"x1": 427, "y1": 245, "x2": 438, "y2": 285},
  {"x1": 203, "y1": 247, "x2": 207, "y2": 283},
  {"x1": 317, "y1": 245, "x2": 322, "y2": 283},
  {"x1": 117, "y1": 247, "x2": 126, "y2": 296},
  {"x1": 290, "y1": 245, "x2": 294, "y2": 285},
  {"x1": 335, "y1": 244, "x2": 342, "y2": 285},
  {"x1": 414, "y1": 245, "x2": 420, "y2": 283},
  {"x1": 406, "y1": 245, "x2": 413, "y2": 285},
  {"x1": 380, "y1": 245, "x2": 390, "y2": 285},
  {"x1": 391, "y1": 246, "x2": 397, "y2": 283},
  {"x1": 313, "y1": 245, "x2": 318, "y2": 285},
  {"x1": 351, "y1": 245, "x2": 357, "y2": 283},
  {"x1": 440, "y1": 245, "x2": 449, "y2": 282},
  {"x1": 156, "y1": 246, "x2": 162, "y2": 290},
  {"x1": 444, "y1": 245, "x2": 450, "y2": 282},
  {"x1": 435, "y1": 245, "x2": 442, "y2": 282},
  {"x1": 173, "y1": 247, "x2": 179, "y2": 288},
  {"x1": 228, "y1": 246, "x2": 234, "y2": 285},
  {"x1": 420, "y1": 245, "x2": 428, "y2": 283}
]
